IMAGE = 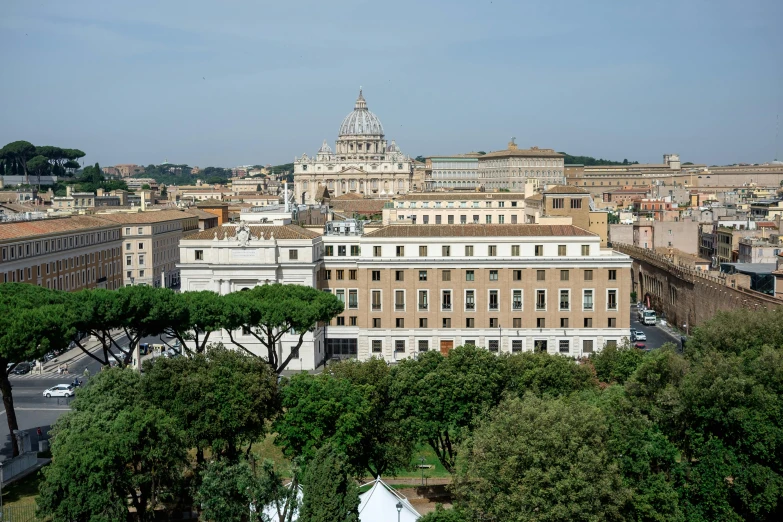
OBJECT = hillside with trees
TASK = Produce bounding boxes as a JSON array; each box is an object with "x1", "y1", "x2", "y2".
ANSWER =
[{"x1": 560, "y1": 153, "x2": 639, "y2": 166}]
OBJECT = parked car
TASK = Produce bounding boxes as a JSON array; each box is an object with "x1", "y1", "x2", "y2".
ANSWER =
[
  {"x1": 634, "y1": 342, "x2": 647, "y2": 350},
  {"x1": 11, "y1": 362, "x2": 32, "y2": 375},
  {"x1": 629, "y1": 329, "x2": 638, "y2": 342},
  {"x1": 635, "y1": 331, "x2": 647, "y2": 342},
  {"x1": 163, "y1": 348, "x2": 181, "y2": 359},
  {"x1": 43, "y1": 384, "x2": 75, "y2": 398}
]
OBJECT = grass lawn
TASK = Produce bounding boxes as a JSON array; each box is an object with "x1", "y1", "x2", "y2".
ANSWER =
[{"x1": 2, "y1": 468, "x2": 43, "y2": 507}]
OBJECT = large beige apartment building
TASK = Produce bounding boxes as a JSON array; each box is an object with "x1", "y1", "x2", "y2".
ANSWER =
[
  {"x1": 177, "y1": 219, "x2": 631, "y2": 369},
  {"x1": 382, "y1": 192, "x2": 531, "y2": 225},
  {"x1": 478, "y1": 140, "x2": 566, "y2": 190},
  {"x1": 98, "y1": 210, "x2": 198, "y2": 287},
  {"x1": 0, "y1": 215, "x2": 123, "y2": 290}
]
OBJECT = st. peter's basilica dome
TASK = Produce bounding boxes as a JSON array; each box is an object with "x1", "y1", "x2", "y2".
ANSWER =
[{"x1": 338, "y1": 90, "x2": 385, "y2": 137}]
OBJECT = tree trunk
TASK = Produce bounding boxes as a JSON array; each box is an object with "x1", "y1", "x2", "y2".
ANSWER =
[{"x1": 0, "y1": 362, "x2": 20, "y2": 457}]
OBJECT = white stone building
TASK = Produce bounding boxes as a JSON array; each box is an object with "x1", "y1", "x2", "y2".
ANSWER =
[{"x1": 293, "y1": 90, "x2": 414, "y2": 204}]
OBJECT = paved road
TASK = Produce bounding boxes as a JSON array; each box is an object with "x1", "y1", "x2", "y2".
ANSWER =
[{"x1": 629, "y1": 305, "x2": 680, "y2": 350}]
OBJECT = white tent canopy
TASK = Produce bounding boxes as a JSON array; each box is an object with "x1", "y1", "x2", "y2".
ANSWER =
[{"x1": 358, "y1": 477, "x2": 421, "y2": 522}]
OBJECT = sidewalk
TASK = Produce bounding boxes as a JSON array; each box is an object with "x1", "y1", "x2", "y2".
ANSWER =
[{"x1": 34, "y1": 337, "x2": 104, "y2": 377}]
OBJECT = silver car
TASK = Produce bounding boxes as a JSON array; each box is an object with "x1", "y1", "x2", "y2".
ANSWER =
[{"x1": 43, "y1": 384, "x2": 75, "y2": 398}]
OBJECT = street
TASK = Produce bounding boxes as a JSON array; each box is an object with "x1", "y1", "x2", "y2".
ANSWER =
[{"x1": 630, "y1": 305, "x2": 680, "y2": 350}]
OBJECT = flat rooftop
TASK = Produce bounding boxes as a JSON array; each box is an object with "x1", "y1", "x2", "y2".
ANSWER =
[{"x1": 364, "y1": 224, "x2": 595, "y2": 238}]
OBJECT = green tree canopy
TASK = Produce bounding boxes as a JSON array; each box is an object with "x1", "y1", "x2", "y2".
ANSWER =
[
  {"x1": 161, "y1": 290, "x2": 226, "y2": 353},
  {"x1": 590, "y1": 340, "x2": 646, "y2": 384},
  {"x1": 220, "y1": 284, "x2": 343, "y2": 373},
  {"x1": 298, "y1": 444, "x2": 359, "y2": 522},
  {"x1": 454, "y1": 394, "x2": 628, "y2": 522},
  {"x1": 503, "y1": 351, "x2": 598, "y2": 397}
]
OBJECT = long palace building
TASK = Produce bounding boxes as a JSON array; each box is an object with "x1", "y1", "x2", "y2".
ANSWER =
[{"x1": 178, "y1": 218, "x2": 631, "y2": 369}]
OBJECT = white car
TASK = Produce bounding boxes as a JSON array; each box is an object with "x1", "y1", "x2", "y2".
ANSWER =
[
  {"x1": 43, "y1": 384, "x2": 75, "y2": 398},
  {"x1": 635, "y1": 331, "x2": 647, "y2": 342}
]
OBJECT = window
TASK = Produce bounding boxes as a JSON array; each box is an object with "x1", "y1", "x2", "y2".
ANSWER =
[
  {"x1": 465, "y1": 318, "x2": 475, "y2": 328},
  {"x1": 513, "y1": 290, "x2": 522, "y2": 310},
  {"x1": 558, "y1": 245, "x2": 566, "y2": 256},
  {"x1": 537, "y1": 270, "x2": 545, "y2": 281},
  {"x1": 581, "y1": 245, "x2": 590, "y2": 256},
  {"x1": 442, "y1": 290, "x2": 452, "y2": 311},
  {"x1": 125, "y1": 227, "x2": 130, "y2": 235},
  {"x1": 435, "y1": 215, "x2": 442, "y2": 224},
  {"x1": 552, "y1": 198, "x2": 564, "y2": 209},
  {"x1": 465, "y1": 290, "x2": 475, "y2": 310},
  {"x1": 584, "y1": 269, "x2": 593, "y2": 281},
  {"x1": 349, "y1": 270, "x2": 357, "y2": 280},
  {"x1": 583, "y1": 340, "x2": 594, "y2": 353},
  {"x1": 608, "y1": 269, "x2": 617, "y2": 280},
  {"x1": 560, "y1": 270, "x2": 569, "y2": 281},
  {"x1": 442, "y1": 245, "x2": 451, "y2": 257},
  {"x1": 511, "y1": 245, "x2": 520, "y2": 256},
  {"x1": 584, "y1": 318, "x2": 593, "y2": 327},
  {"x1": 537, "y1": 318, "x2": 546, "y2": 328},
  {"x1": 559, "y1": 290, "x2": 570, "y2": 310},
  {"x1": 442, "y1": 270, "x2": 451, "y2": 282},
  {"x1": 338, "y1": 245, "x2": 346, "y2": 256},
  {"x1": 559, "y1": 340, "x2": 570, "y2": 353},
  {"x1": 489, "y1": 290, "x2": 499, "y2": 311},
  {"x1": 418, "y1": 290, "x2": 428, "y2": 310},
  {"x1": 395, "y1": 290, "x2": 405, "y2": 311},
  {"x1": 533, "y1": 290, "x2": 547, "y2": 313},
  {"x1": 139, "y1": 270, "x2": 145, "y2": 278},
  {"x1": 395, "y1": 340, "x2": 405, "y2": 352},
  {"x1": 373, "y1": 246, "x2": 381, "y2": 257},
  {"x1": 372, "y1": 340, "x2": 383, "y2": 352},
  {"x1": 372, "y1": 291, "x2": 382, "y2": 311},
  {"x1": 419, "y1": 270, "x2": 427, "y2": 281},
  {"x1": 448, "y1": 215, "x2": 454, "y2": 224},
  {"x1": 418, "y1": 340, "x2": 429, "y2": 352},
  {"x1": 512, "y1": 340, "x2": 523, "y2": 352},
  {"x1": 350, "y1": 245, "x2": 360, "y2": 256},
  {"x1": 373, "y1": 318, "x2": 382, "y2": 329},
  {"x1": 535, "y1": 245, "x2": 543, "y2": 256},
  {"x1": 419, "y1": 245, "x2": 428, "y2": 256},
  {"x1": 442, "y1": 318, "x2": 451, "y2": 328},
  {"x1": 395, "y1": 270, "x2": 404, "y2": 281},
  {"x1": 336, "y1": 316, "x2": 345, "y2": 326},
  {"x1": 485, "y1": 215, "x2": 492, "y2": 224},
  {"x1": 608, "y1": 318, "x2": 617, "y2": 328},
  {"x1": 126, "y1": 243, "x2": 131, "y2": 251},
  {"x1": 372, "y1": 270, "x2": 381, "y2": 281},
  {"x1": 325, "y1": 245, "x2": 334, "y2": 256},
  {"x1": 466, "y1": 270, "x2": 474, "y2": 281},
  {"x1": 465, "y1": 245, "x2": 474, "y2": 256},
  {"x1": 396, "y1": 246, "x2": 405, "y2": 257},
  {"x1": 419, "y1": 318, "x2": 428, "y2": 328},
  {"x1": 606, "y1": 340, "x2": 618, "y2": 349},
  {"x1": 488, "y1": 340, "x2": 499, "y2": 352},
  {"x1": 488, "y1": 245, "x2": 497, "y2": 256},
  {"x1": 583, "y1": 290, "x2": 594, "y2": 311},
  {"x1": 288, "y1": 249, "x2": 298, "y2": 260},
  {"x1": 138, "y1": 242, "x2": 144, "y2": 250},
  {"x1": 489, "y1": 270, "x2": 498, "y2": 281},
  {"x1": 396, "y1": 318, "x2": 405, "y2": 328},
  {"x1": 137, "y1": 227, "x2": 143, "y2": 234},
  {"x1": 607, "y1": 289, "x2": 617, "y2": 310},
  {"x1": 138, "y1": 255, "x2": 145, "y2": 266},
  {"x1": 126, "y1": 255, "x2": 132, "y2": 266},
  {"x1": 335, "y1": 289, "x2": 345, "y2": 304},
  {"x1": 324, "y1": 270, "x2": 332, "y2": 280},
  {"x1": 512, "y1": 269, "x2": 522, "y2": 281},
  {"x1": 195, "y1": 250, "x2": 204, "y2": 260},
  {"x1": 560, "y1": 318, "x2": 569, "y2": 328}
]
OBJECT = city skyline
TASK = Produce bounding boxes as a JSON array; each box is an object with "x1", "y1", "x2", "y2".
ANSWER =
[{"x1": 1, "y1": 0, "x2": 781, "y2": 168}]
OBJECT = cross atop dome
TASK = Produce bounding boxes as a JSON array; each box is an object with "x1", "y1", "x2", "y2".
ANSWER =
[{"x1": 355, "y1": 87, "x2": 367, "y2": 110}]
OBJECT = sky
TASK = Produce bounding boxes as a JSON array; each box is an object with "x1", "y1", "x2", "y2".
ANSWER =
[{"x1": 1, "y1": 0, "x2": 781, "y2": 168}]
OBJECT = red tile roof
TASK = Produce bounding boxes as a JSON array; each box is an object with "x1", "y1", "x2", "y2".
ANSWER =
[{"x1": 0, "y1": 216, "x2": 118, "y2": 241}]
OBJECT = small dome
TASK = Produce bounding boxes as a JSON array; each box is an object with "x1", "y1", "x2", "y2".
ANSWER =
[
  {"x1": 386, "y1": 140, "x2": 401, "y2": 153},
  {"x1": 318, "y1": 139, "x2": 332, "y2": 154},
  {"x1": 339, "y1": 89, "x2": 384, "y2": 137}
]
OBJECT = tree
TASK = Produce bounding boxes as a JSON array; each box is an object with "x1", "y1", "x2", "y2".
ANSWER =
[
  {"x1": 503, "y1": 351, "x2": 598, "y2": 397},
  {"x1": 141, "y1": 183, "x2": 151, "y2": 190},
  {"x1": 684, "y1": 308, "x2": 783, "y2": 358},
  {"x1": 162, "y1": 290, "x2": 226, "y2": 354},
  {"x1": 590, "y1": 340, "x2": 646, "y2": 384},
  {"x1": 68, "y1": 286, "x2": 180, "y2": 367},
  {"x1": 37, "y1": 369, "x2": 187, "y2": 522},
  {"x1": 27, "y1": 154, "x2": 51, "y2": 189},
  {"x1": 220, "y1": 284, "x2": 343, "y2": 374},
  {"x1": 454, "y1": 394, "x2": 628, "y2": 522},
  {"x1": 0, "y1": 284, "x2": 74, "y2": 456},
  {"x1": 195, "y1": 457, "x2": 297, "y2": 522},
  {"x1": 389, "y1": 345, "x2": 507, "y2": 472},
  {"x1": 0, "y1": 140, "x2": 36, "y2": 182},
  {"x1": 142, "y1": 345, "x2": 279, "y2": 462},
  {"x1": 418, "y1": 505, "x2": 468, "y2": 522},
  {"x1": 298, "y1": 444, "x2": 359, "y2": 522},
  {"x1": 415, "y1": 155, "x2": 426, "y2": 163}
]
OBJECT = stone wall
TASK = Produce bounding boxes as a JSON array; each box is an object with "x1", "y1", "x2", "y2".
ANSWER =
[{"x1": 615, "y1": 243, "x2": 782, "y2": 332}]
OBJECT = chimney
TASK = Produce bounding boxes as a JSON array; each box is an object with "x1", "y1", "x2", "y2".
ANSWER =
[
  {"x1": 284, "y1": 181, "x2": 289, "y2": 212},
  {"x1": 141, "y1": 190, "x2": 147, "y2": 211},
  {"x1": 66, "y1": 185, "x2": 73, "y2": 197}
]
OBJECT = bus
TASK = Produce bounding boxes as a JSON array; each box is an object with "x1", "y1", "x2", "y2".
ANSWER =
[{"x1": 641, "y1": 309, "x2": 657, "y2": 326}]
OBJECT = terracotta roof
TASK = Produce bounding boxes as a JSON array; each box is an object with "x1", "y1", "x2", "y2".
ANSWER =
[
  {"x1": 364, "y1": 224, "x2": 596, "y2": 238},
  {"x1": 183, "y1": 224, "x2": 320, "y2": 241},
  {"x1": 395, "y1": 192, "x2": 527, "y2": 201},
  {"x1": 96, "y1": 209, "x2": 194, "y2": 224},
  {"x1": 331, "y1": 192, "x2": 365, "y2": 201},
  {"x1": 525, "y1": 194, "x2": 544, "y2": 201},
  {"x1": 756, "y1": 221, "x2": 778, "y2": 228},
  {"x1": 185, "y1": 209, "x2": 219, "y2": 220},
  {"x1": 480, "y1": 148, "x2": 563, "y2": 159},
  {"x1": 0, "y1": 216, "x2": 118, "y2": 241},
  {"x1": 0, "y1": 203, "x2": 40, "y2": 213},
  {"x1": 196, "y1": 198, "x2": 228, "y2": 207},
  {"x1": 544, "y1": 185, "x2": 590, "y2": 195},
  {"x1": 330, "y1": 199, "x2": 387, "y2": 215}
]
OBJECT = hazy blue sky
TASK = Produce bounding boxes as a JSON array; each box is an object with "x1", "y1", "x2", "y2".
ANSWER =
[{"x1": 1, "y1": 0, "x2": 781, "y2": 168}]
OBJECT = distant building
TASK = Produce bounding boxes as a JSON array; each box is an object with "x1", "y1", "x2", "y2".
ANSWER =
[
  {"x1": 125, "y1": 178, "x2": 159, "y2": 191},
  {"x1": 478, "y1": 140, "x2": 565, "y2": 190},
  {"x1": 382, "y1": 192, "x2": 530, "y2": 225},
  {"x1": 103, "y1": 164, "x2": 145, "y2": 178},
  {"x1": 425, "y1": 154, "x2": 481, "y2": 191}
]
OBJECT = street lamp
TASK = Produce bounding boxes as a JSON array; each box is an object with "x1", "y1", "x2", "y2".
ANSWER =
[{"x1": 396, "y1": 501, "x2": 403, "y2": 522}]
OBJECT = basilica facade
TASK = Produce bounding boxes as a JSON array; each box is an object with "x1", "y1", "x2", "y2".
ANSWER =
[{"x1": 293, "y1": 90, "x2": 415, "y2": 205}]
